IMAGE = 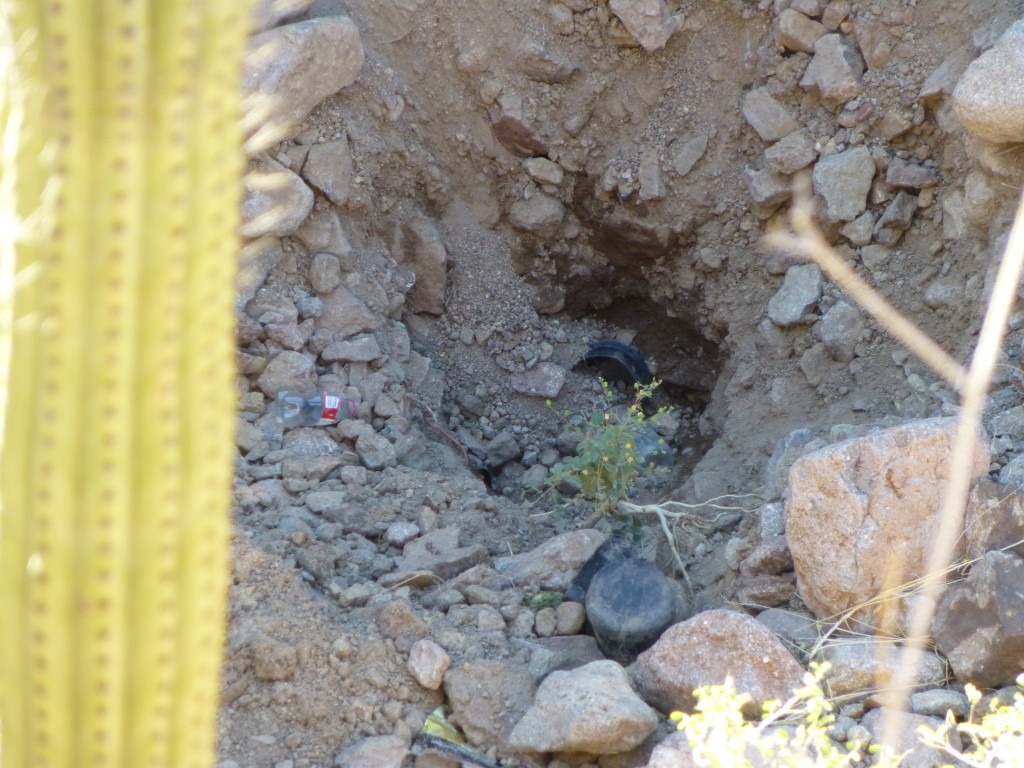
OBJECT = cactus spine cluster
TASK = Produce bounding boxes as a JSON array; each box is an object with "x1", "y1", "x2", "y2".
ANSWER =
[{"x1": 0, "y1": 2, "x2": 252, "y2": 766}]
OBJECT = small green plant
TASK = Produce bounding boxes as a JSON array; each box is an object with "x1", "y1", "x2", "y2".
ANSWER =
[
  {"x1": 670, "y1": 664, "x2": 901, "y2": 768},
  {"x1": 545, "y1": 379, "x2": 669, "y2": 520},
  {"x1": 917, "y1": 676, "x2": 1024, "y2": 767}
]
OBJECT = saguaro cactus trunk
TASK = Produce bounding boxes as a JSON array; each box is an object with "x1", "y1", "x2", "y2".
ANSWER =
[{"x1": 0, "y1": 2, "x2": 251, "y2": 766}]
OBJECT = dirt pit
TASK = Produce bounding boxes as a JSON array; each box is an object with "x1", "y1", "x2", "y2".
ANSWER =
[{"x1": 223, "y1": 0, "x2": 1024, "y2": 765}]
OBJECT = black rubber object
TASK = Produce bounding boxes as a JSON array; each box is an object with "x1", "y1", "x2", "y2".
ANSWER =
[
  {"x1": 584, "y1": 558, "x2": 677, "y2": 664},
  {"x1": 580, "y1": 340, "x2": 653, "y2": 386}
]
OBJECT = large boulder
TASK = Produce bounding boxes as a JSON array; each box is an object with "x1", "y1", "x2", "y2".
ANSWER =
[
  {"x1": 632, "y1": 609, "x2": 805, "y2": 715},
  {"x1": 508, "y1": 660, "x2": 658, "y2": 754},
  {"x1": 245, "y1": 17, "x2": 364, "y2": 138},
  {"x1": 953, "y1": 19, "x2": 1024, "y2": 143},
  {"x1": 786, "y1": 418, "x2": 989, "y2": 627}
]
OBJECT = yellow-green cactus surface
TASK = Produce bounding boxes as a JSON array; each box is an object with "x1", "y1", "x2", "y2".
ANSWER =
[{"x1": 0, "y1": 2, "x2": 251, "y2": 766}]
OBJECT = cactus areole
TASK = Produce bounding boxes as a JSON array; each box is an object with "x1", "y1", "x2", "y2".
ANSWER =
[{"x1": 0, "y1": 3, "x2": 252, "y2": 766}]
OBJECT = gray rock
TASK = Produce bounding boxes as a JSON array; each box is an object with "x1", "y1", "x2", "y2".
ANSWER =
[
  {"x1": 402, "y1": 219, "x2": 448, "y2": 316},
  {"x1": 816, "y1": 300, "x2": 864, "y2": 362},
  {"x1": 633, "y1": 609, "x2": 805, "y2": 715},
  {"x1": 642, "y1": 731, "x2": 696, "y2": 768},
  {"x1": 742, "y1": 166, "x2": 791, "y2": 207},
  {"x1": 964, "y1": 480, "x2": 1024, "y2": 561},
  {"x1": 800, "y1": 33, "x2": 865, "y2": 102},
  {"x1": 873, "y1": 191, "x2": 918, "y2": 246},
  {"x1": 860, "y1": 243, "x2": 893, "y2": 270},
  {"x1": 485, "y1": 429, "x2": 522, "y2": 469},
  {"x1": 798, "y1": 342, "x2": 836, "y2": 386},
  {"x1": 671, "y1": 135, "x2": 709, "y2": 177},
  {"x1": 309, "y1": 252, "x2": 342, "y2": 295},
  {"x1": 953, "y1": 19, "x2": 1024, "y2": 143},
  {"x1": 787, "y1": 418, "x2": 989, "y2": 626},
  {"x1": 821, "y1": 640, "x2": 947, "y2": 697},
  {"x1": 585, "y1": 558, "x2": 680, "y2": 663},
  {"x1": 886, "y1": 157, "x2": 941, "y2": 189},
  {"x1": 524, "y1": 157, "x2": 564, "y2": 185},
  {"x1": 756, "y1": 608, "x2": 820, "y2": 648},
  {"x1": 839, "y1": 210, "x2": 875, "y2": 246},
  {"x1": 250, "y1": 0, "x2": 314, "y2": 34},
  {"x1": 302, "y1": 137, "x2": 353, "y2": 205},
  {"x1": 510, "y1": 362, "x2": 566, "y2": 398},
  {"x1": 933, "y1": 550, "x2": 1024, "y2": 687},
  {"x1": 520, "y1": 634, "x2": 605, "y2": 681},
  {"x1": 765, "y1": 129, "x2": 817, "y2": 175},
  {"x1": 861, "y1": 709, "x2": 959, "y2": 768},
  {"x1": 321, "y1": 334, "x2": 383, "y2": 363},
  {"x1": 245, "y1": 17, "x2": 364, "y2": 139},
  {"x1": 316, "y1": 285, "x2": 378, "y2": 338},
  {"x1": 305, "y1": 490, "x2": 348, "y2": 515},
  {"x1": 638, "y1": 149, "x2": 666, "y2": 201},
  {"x1": 355, "y1": 430, "x2": 396, "y2": 470},
  {"x1": 742, "y1": 88, "x2": 800, "y2": 141},
  {"x1": 237, "y1": 241, "x2": 284, "y2": 310},
  {"x1": 910, "y1": 689, "x2": 970, "y2": 719},
  {"x1": 294, "y1": 209, "x2": 352, "y2": 257},
  {"x1": 508, "y1": 193, "x2": 565, "y2": 237},
  {"x1": 775, "y1": 8, "x2": 826, "y2": 52},
  {"x1": 236, "y1": 418, "x2": 266, "y2": 454},
  {"x1": 333, "y1": 735, "x2": 408, "y2": 768},
  {"x1": 257, "y1": 350, "x2": 317, "y2": 397},
  {"x1": 282, "y1": 428, "x2": 346, "y2": 458},
  {"x1": 609, "y1": 0, "x2": 681, "y2": 52},
  {"x1": 555, "y1": 601, "x2": 586, "y2": 635},
  {"x1": 494, "y1": 529, "x2": 606, "y2": 590},
  {"x1": 396, "y1": 527, "x2": 492, "y2": 581},
  {"x1": 763, "y1": 427, "x2": 827, "y2": 501},
  {"x1": 240, "y1": 159, "x2": 314, "y2": 239},
  {"x1": 509, "y1": 660, "x2": 658, "y2": 754},
  {"x1": 999, "y1": 453, "x2": 1024, "y2": 486},
  {"x1": 444, "y1": 660, "x2": 535, "y2": 749},
  {"x1": 919, "y1": 45, "x2": 974, "y2": 105},
  {"x1": 812, "y1": 146, "x2": 875, "y2": 223},
  {"x1": 767, "y1": 263, "x2": 823, "y2": 327}
]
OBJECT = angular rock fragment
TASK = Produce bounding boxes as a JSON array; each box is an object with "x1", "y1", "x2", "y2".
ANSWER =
[
  {"x1": 775, "y1": 8, "x2": 827, "y2": 53},
  {"x1": 872, "y1": 191, "x2": 918, "y2": 247},
  {"x1": 742, "y1": 88, "x2": 800, "y2": 141},
  {"x1": 509, "y1": 193, "x2": 565, "y2": 237},
  {"x1": 885, "y1": 157, "x2": 940, "y2": 189},
  {"x1": 302, "y1": 136, "x2": 354, "y2": 205},
  {"x1": 812, "y1": 146, "x2": 874, "y2": 223},
  {"x1": 671, "y1": 134, "x2": 709, "y2": 177},
  {"x1": 244, "y1": 17, "x2": 364, "y2": 137},
  {"x1": 510, "y1": 362, "x2": 566, "y2": 398},
  {"x1": 509, "y1": 660, "x2": 658, "y2": 754},
  {"x1": 933, "y1": 551, "x2": 1024, "y2": 688},
  {"x1": 765, "y1": 129, "x2": 817, "y2": 175},
  {"x1": 444, "y1": 660, "x2": 535, "y2": 748},
  {"x1": 800, "y1": 33, "x2": 865, "y2": 102},
  {"x1": 609, "y1": 0, "x2": 681, "y2": 52},
  {"x1": 767, "y1": 263, "x2": 822, "y2": 327},
  {"x1": 240, "y1": 160, "x2": 314, "y2": 239}
]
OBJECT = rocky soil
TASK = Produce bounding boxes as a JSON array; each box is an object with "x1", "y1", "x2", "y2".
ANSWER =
[{"x1": 224, "y1": 1, "x2": 1024, "y2": 766}]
